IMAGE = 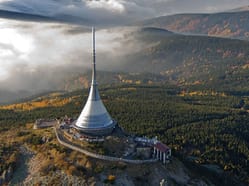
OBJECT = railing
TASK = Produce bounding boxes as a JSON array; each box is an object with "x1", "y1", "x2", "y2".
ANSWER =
[{"x1": 54, "y1": 127, "x2": 157, "y2": 164}]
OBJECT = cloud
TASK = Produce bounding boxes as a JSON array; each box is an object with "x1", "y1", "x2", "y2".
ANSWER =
[
  {"x1": 86, "y1": 0, "x2": 125, "y2": 13},
  {"x1": 0, "y1": 20, "x2": 89, "y2": 91},
  {"x1": 0, "y1": 18, "x2": 144, "y2": 93}
]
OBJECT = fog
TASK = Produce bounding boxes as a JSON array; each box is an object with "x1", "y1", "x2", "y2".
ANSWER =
[{"x1": 0, "y1": 19, "x2": 144, "y2": 95}]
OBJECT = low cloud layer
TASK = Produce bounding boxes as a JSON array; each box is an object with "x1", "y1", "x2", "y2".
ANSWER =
[
  {"x1": 0, "y1": 0, "x2": 248, "y2": 25},
  {"x1": 0, "y1": 19, "x2": 143, "y2": 93},
  {"x1": 0, "y1": 1, "x2": 249, "y2": 102}
]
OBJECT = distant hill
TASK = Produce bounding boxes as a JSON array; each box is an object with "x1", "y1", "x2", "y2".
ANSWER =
[
  {"x1": 61, "y1": 27, "x2": 249, "y2": 94},
  {"x1": 2, "y1": 26, "x2": 249, "y2": 103},
  {"x1": 116, "y1": 28, "x2": 249, "y2": 93},
  {"x1": 0, "y1": 69, "x2": 168, "y2": 104},
  {"x1": 139, "y1": 11, "x2": 249, "y2": 40},
  {"x1": 0, "y1": 90, "x2": 33, "y2": 104}
]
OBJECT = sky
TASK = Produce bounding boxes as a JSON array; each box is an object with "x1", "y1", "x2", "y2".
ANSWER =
[
  {"x1": 0, "y1": 0, "x2": 249, "y2": 96},
  {"x1": 0, "y1": 0, "x2": 248, "y2": 24}
]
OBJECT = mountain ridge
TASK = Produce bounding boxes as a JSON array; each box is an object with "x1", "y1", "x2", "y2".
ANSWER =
[{"x1": 139, "y1": 10, "x2": 249, "y2": 40}]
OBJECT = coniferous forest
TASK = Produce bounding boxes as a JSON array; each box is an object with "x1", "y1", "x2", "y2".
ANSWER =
[{"x1": 0, "y1": 84, "x2": 249, "y2": 184}]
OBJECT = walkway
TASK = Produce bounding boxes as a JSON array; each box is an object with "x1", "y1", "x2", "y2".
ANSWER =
[{"x1": 54, "y1": 127, "x2": 157, "y2": 164}]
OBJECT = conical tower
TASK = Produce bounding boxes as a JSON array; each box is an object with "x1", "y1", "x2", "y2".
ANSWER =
[{"x1": 74, "y1": 27, "x2": 116, "y2": 136}]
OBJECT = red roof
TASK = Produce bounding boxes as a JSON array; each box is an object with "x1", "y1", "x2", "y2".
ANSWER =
[{"x1": 154, "y1": 142, "x2": 170, "y2": 152}]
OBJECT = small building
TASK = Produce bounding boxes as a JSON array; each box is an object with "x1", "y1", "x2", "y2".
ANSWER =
[
  {"x1": 134, "y1": 136, "x2": 158, "y2": 146},
  {"x1": 34, "y1": 119, "x2": 58, "y2": 129},
  {"x1": 153, "y1": 142, "x2": 171, "y2": 164}
]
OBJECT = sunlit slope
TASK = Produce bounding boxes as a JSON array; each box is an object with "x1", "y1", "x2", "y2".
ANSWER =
[
  {"x1": 118, "y1": 28, "x2": 249, "y2": 92},
  {"x1": 139, "y1": 11, "x2": 249, "y2": 40},
  {"x1": 0, "y1": 84, "x2": 248, "y2": 185}
]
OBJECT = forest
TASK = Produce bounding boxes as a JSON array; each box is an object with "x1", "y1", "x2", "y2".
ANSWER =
[{"x1": 0, "y1": 84, "x2": 249, "y2": 184}]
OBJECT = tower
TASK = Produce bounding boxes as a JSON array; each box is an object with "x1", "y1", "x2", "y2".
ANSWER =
[{"x1": 74, "y1": 27, "x2": 116, "y2": 136}]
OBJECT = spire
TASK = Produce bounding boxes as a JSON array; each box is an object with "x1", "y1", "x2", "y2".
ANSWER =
[
  {"x1": 74, "y1": 26, "x2": 116, "y2": 136},
  {"x1": 89, "y1": 27, "x2": 100, "y2": 101},
  {"x1": 92, "y1": 27, "x2": 96, "y2": 85}
]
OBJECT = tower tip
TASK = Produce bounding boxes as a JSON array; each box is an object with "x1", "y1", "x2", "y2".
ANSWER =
[{"x1": 92, "y1": 26, "x2": 96, "y2": 85}]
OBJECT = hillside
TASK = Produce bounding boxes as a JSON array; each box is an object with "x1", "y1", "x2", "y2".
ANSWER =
[
  {"x1": 0, "y1": 69, "x2": 169, "y2": 104},
  {"x1": 0, "y1": 85, "x2": 248, "y2": 185},
  {"x1": 33, "y1": 27, "x2": 249, "y2": 95},
  {"x1": 139, "y1": 11, "x2": 249, "y2": 40},
  {"x1": 0, "y1": 90, "x2": 32, "y2": 104},
  {"x1": 60, "y1": 27, "x2": 249, "y2": 94},
  {"x1": 1, "y1": 27, "x2": 249, "y2": 103},
  {"x1": 116, "y1": 28, "x2": 249, "y2": 93}
]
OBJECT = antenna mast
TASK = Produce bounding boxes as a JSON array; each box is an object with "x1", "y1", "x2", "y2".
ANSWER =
[{"x1": 92, "y1": 27, "x2": 96, "y2": 85}]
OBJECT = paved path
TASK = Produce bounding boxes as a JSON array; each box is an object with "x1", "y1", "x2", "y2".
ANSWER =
[{"x1": 54, "y1": 127, "x2": 157, "y2": 164}]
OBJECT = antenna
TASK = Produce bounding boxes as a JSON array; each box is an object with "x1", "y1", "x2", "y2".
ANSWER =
[{"x1": 92, "y1": 27, "x2": 96, "y2": 85}]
